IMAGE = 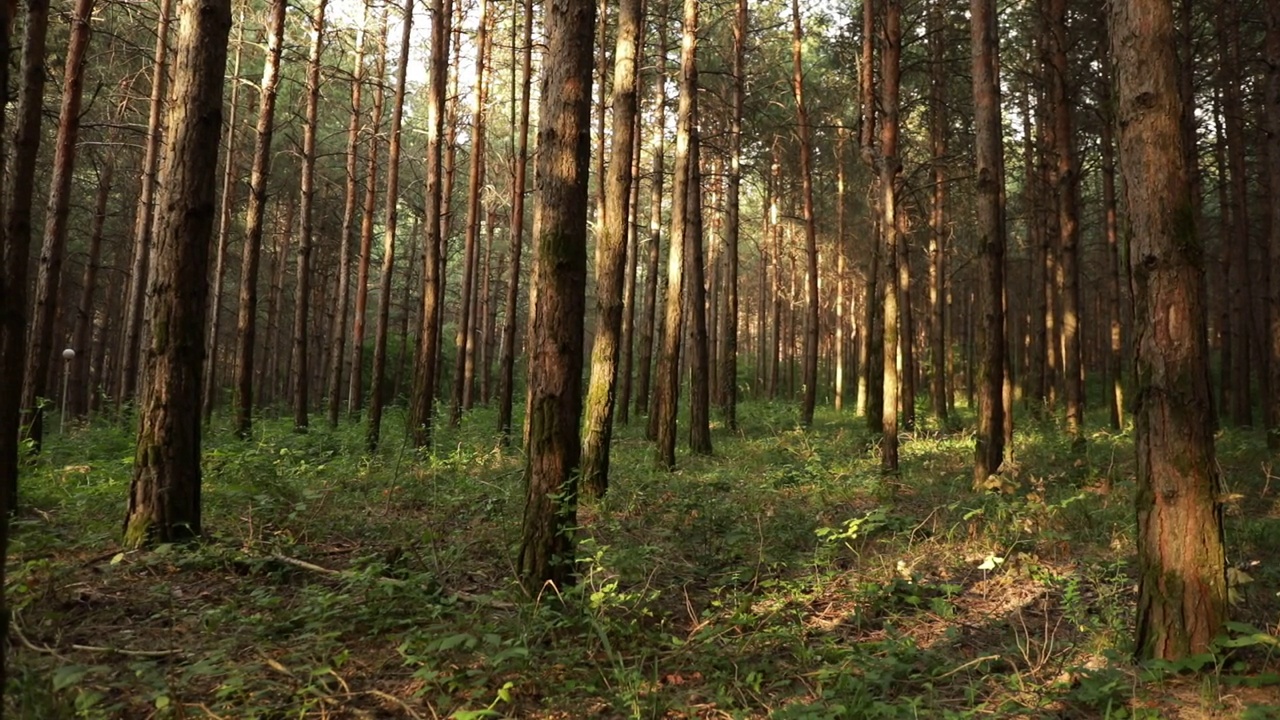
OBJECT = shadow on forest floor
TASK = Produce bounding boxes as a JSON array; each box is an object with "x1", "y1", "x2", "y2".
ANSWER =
[{"x1": 7, "y1": 399, "x2": 1280, "y2": 718}]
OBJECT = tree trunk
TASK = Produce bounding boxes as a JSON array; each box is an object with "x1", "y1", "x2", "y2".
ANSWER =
[
  {"x1": 1045, "y1": 0, "x2": 1083, "y2": 439},
  {"x1": 1110, "y1": 0, "x2": 1226, "y2": 660},
  {"x1": 971, "y1": 0, "x2": 1006, "y2": 486},
  {"x1": 292, "y1": 0, "x2": 327, "y2": 432},
  {"x1": 879, "y1": 0, "x2": 902, "y2": 473},
  {"x1": 495, "y1": 0, "x2": 533, "y2": 443},
  {"x1": 582, "y1": 0, "x2": 644, "y2": 495},
  {"x1": 720, "y1": 0, "x2": 744, "y2": 429},
  {"x1": 618, "y1": 102, "x2": 644, "y2": 425},
  {"x1": 928, "y1": 0, "x2": 948, "y2": 421},
  {"x1": 71, "y1": 157, "x2": 113, "y2": 418},
  {"x1": 518, "y1": 0, "x2": 595, "y2": 593},
  {"x1": 203, "y1": 10, "x2": 246, "y2": 423},
  {"x1": 232, "y1": 0, "x2": 287, "y2": 438},
  {"x1": 118, "y1": 0, "x2": 171, "y2": 410},
  {"x1": 348, "y1": 7, "x2": 389, "y2": 419},
  {"x1": 450, "y1": 0, "x2": 492, "y2": 424},
  {"x1": 634, "y1": 9, "x2": 666, "y2": 422},
  {"x1": 410, "y1": 0, "x2": 452, "y2": 448},
  {"x1": 790, "y1": 0, "x2": 820, "y2": 427},
  {"x1": 1267, "y1": 0, "x2": 1280, "y2": 448},
  {"x1": 23, "y1": 0, "x2": 94, "y2": 448},
  {"x1": 1098, "y1": 30, "x2": 1124, "y2": 430},
  {"x1": 366, "y1": 0, "x2": 411, "y2": 451},
  {"x1": 653, "y1": 0, "x2": 698, "y2": 470},
  {"x1": 686, "y1": 123, "x2": 712, "y2": 455},
  {"x1": 123, "y1": 0, "x2": 231, "y2": 548}
]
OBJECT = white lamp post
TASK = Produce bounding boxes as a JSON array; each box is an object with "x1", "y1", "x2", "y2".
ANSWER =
[{"x1": 61, "y1": 348, "x2": 75, "y2": 434}]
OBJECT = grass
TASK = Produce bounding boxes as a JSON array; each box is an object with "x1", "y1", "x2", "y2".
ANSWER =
[{"x1": 7, "y1": 396, "x2": 1280, "y2": 718}]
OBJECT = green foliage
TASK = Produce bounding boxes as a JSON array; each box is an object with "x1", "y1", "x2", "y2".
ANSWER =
[{"x1": 7, "y1": 402, "x2": 1279, "y2": 717}]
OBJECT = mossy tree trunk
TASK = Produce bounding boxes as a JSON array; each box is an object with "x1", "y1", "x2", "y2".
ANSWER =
[
  {"x1": 518, "y1": 0, "x2": 596, "y2": 593},
  {"x1": 1110, "y1": 0, "x2": 1227, "y2": 660},
  {"x1": 879, "y1": 0, "x2": 901, "y2": 473},
  {"x1": 123, "y1": 0, "x2": 232, "y2": 549}
]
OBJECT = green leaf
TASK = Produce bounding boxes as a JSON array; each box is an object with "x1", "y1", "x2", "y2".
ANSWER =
[
  {"x1": 155, "y1": 695, "x2": 171, "y2": 710},
  {"x1": 52, "y1": 664, "x2": 89, "y2": 691}
]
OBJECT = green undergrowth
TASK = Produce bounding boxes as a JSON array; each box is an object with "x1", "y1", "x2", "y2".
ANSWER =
[{"x1": 7, "y1": 399, "x2": 1280, "y2": 718}]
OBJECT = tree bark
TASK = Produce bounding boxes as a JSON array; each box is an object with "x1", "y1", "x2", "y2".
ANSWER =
[
  {"x1": 118, "y1": 0, "x2": 171, "y2": 410},
  {"x1": 686, "y1": 122, "x2": 712, "y2": 455},
  {"x1": 634, "y1": 8, "x2": 667, "y2": 422},
  {"x1": 582, "y1": 0, "x2": 644, "y2": 495},
  {"x1": 518, "y1": 0, "x2": 595, "y2": 594},
  {"x1": 1110, "y1": 0, "x2": 1226, "y2": 660},
  {"x1": 653, "y1": 0, "x2": 698, "y2": 470},
  {"x1": 71, "y1": 156, "x2": 114, "y2": 418},
  {"x1": 1268, "y1": 0, "x2": 1280, "y2": 448},
  {"x1": 23, "y1": 0, "x2": 94, "y2": 448},
  {"x1": 720, "y1": 0, "x2": 745, "y2": 429},
  {"x1": 1098, "y1": 30, "x2": 1125, "y2": 430},
  {"x1": 232, "y1": 0, "x2": 287, "y2": 439},
  {"x1": 123, "y1": 0, "x2": 231, "y2": 548},
  {"x1": 790, "y1": 0, "x2": 820, "y2": 427},
  {"x1": 348, "y1": 7, "x2": 389, "y2": 419},
  {"x1": 928, "y1": 0, "x2": 948, "y2": 422},
  {"x1": 366, "y1": 0, "x2": 412, "y2": 451},
  {"x1": 410, "y1": 0, "x2": 452, "y2": 448},
  {"x1": 292, "y1": 0, "x2": 328, "y2": 432},
  {"x1": 496, "y1": 0, "x2": 533, "y2": 444},
  {"x1": 971, "y1": 0, "x2": 1006, "y2": 486},
  {"x1": 203, "y1": 9, "x2": 246, "y2": 423},
  {"x1": 879, "y1": 0, "x2": 902, "y2": 473}
]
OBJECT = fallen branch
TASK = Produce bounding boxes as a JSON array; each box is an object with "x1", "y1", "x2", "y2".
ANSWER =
[
  {"x1": 266, "y1": 553, "x2": 515, "y2": 610},
  {"x1": 12, "y1": 613, "x2": 179, "y2": 658}
]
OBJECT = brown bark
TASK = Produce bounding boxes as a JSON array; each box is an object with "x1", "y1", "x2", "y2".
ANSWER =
[
  {"x1": 634, "y1": 8, "x2": 667, "y2": 422},
  {"x1": 720, "y1": 0, "x2": 744, "y2": 428},
  {"x1": 410, "y1": 0, "x2": 452, "y2": 448},
  {"x1": 118, "y1": 0, "x2": 171, "y2": 410},
  {"x1": 123, "y1": 0, "x2": 231, "y2": 548},
  {"x1": 971, "y1": 0, "x2": 1006, "y2": 486},
  {"x1": 928, "y1": 0, "x2": 948, "y2": 421},
  {"x1": 0, "y1": 1, "x2": 14, "y2": 699},
  {"x1": 23, "y1": 0, "x2": 95, "y2": 448},
  {"x1": 1045, "y1": 0, "x2": 1083, "y2": 438},
  {"x1": 367, "y1": 0, "x2": 412, "y2": 451},
  {"x1": 582, "y1": 0, "x2": 644, "y2": 495},
  {"x1": 203, "y1": 9, "x2": 246, "y2": 423},
  {"x1": 880, "y1": 0, "x2": 902, "y2": 472},
  {"x1": 518, "y1": 0, "x2": 595, "y2": 593},
  {"x1": 653, "y1": 0, "x2": 697, "y2": 470},
  {"x1": 686, "y1": 123, "x2": 712, "y2": 455},
  {"x1": 232, "y1": 0, "x2": 287, "y2": 438},
  {"x1": 71, "y1": 156, "x2": 114, "y2": 418},
  {"x1": 450, "y1": 0, "x2": 492, "y2": 424},
  {"x1": 1110, "y1": 0, "x2": 1226, "y2": 660},
  {"x1": 790, "y1": 0, "x2": 820, "y2": 427},
  {"x1": 618, "y1": 99, "x2": 644, "y2": 425},
  {"x1": 348, "y1": 7, "x2": 389, "y2": 419},
  {"x1": 293, "y1": 0, "x2": 328, "y2": 432},
  {"x1": 327, "y1": 0, "x2": 369, "y2": 427},
  {"x1": 1268, "y1": 0, "x2": 1280, "y2": 447},
  {"x1": 496, "y1": 0, "x2": 533, "y2": 443},
  {"x1": 1098, "y1": 30, "x2": 1124, "y2": 430}
]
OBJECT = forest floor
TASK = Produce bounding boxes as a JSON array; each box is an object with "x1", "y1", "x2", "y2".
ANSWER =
[{"x1": 8, "y1": 398, "x2": 1280, "y2": 719}]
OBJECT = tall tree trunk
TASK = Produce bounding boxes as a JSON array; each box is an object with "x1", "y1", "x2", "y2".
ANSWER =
[
  {"x1": 366, "y1": 0, "x2": 411, "y2": 451},
  {"x1": 203, "y1": 10, "x2": 246, "y2": 423},
  {"x1": 496, "y1": 0, "x2": 533, "y2": 443},
  {"x1": 410, "y1": 0, "x2": 452, "y2": 448},
  {"x1": 293, "y1": 0, "x2": 327, "y2": 432},
  {"x1": 879, "y1": 0, "x2": 902, "y2": 472},
  {"x1": 1215, "y1": 0, "x2": 1254, "y2": 427},
  {"x1": 327, "y1": 0, "x2": 369, "y2": 427},
  {"x1": 618, "y1": 102, "x2": 644, "y2": 425},
  {"x1": 1110, "y1": 0, "x2": 1226, "y2": 660},
  {"x1": 720, "y1": 0, "x2": 744, "y2": 429},
  {"x1": 23, "y1": 0, "x2": 94, "y2": 448},
  {"x1": 835, "y1": 129, "x2": 848, "y2": 413},
  {"x1": 71, "y1": 156, "x2": 113, "y2": 418},
  {"x1": 451, "y1": 0, "x2": 492, "y2": 424},
  {"x1": 790, "y1": 0, "x2": 820, "y2": 427},
  {"x1": 1045, "y1": 0, "x2": 1082, "y2": 439},
  {"x1": 118, "y1": 0, "x2": 171, "y2": 410},
  {"x1": 928, "y1": 0, "x2": 948, "y2": 421},
  {"x1": 686, "y1": 120, "x2": 712, "y2": 455},
  {"x1": 123, "y1": 0, "x2": 232, "y2": 548},
  {"x1": 1267, "y1": 0, "x2": 1280, "y2": 448},
  {"x1": 348, "y1": 8, "x2": 389, "y2": 418},
  {"x1": 971, "y1": 0, "x2": 1006, "y2": 486},
  {"x1": 1098, "y1": 29, "x2": 1124, "y2": 430},
  {"x1": 518, "y1": 0, "x2": 595, "y2": 593},
  {"x1": 232, "y1": 0, "x2": 287, "y2": 439},
  {"x1": 582, "y1": 0, "x2": 644, "y2": 496},
  {"x1": 634, "y1": 8, "x2": 667, "y2": 422}
]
